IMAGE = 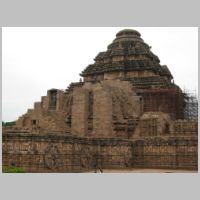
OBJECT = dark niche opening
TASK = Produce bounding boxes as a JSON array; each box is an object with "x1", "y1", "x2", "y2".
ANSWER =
[
  {"x1": 31, "y1": 119, "x2": 37, "y2": 126},
  {"x1": 32, "y1": 119, "x2": 36, "y2": 125},
  {"x1": 49, "y1": 90, "x2": 57, "y2": 110}
]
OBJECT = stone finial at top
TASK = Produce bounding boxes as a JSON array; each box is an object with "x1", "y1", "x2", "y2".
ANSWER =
[
  {"x1": 116, "y1": 29, "x2": 141, "y2": 37},
  {"x1": 114, "y1": 29, "x2": 143, "y2": 43}
]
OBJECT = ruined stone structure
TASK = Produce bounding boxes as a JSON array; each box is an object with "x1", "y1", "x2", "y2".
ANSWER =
[{"x1": 2, "y1": 29, "x2": 198, "y2": 172}]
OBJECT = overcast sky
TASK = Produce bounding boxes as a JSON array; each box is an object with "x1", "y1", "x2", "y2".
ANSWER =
[{"x1": 2, "y1": 27, "x2": 198, "y2": 122}]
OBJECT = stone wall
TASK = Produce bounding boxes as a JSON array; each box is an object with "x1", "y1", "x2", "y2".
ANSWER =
[
  {"x1": 172, "y1": 120, "x2": 198, "y2": 136},
  {"x1": 2, "y1": 132, "x2": 132, "y2": 172},
  {"x1": 132, "y1": 137, "x2": 198, "y2": 170},
  {"x1": 15, "y1": 89, "x2": 70, "y2": 133},
  {"x1": 2, "y1": 131, "x2": 198, "y2": 172},
  {"x1": 134, "y1": 114, "x2": 198, "y2": 138}
]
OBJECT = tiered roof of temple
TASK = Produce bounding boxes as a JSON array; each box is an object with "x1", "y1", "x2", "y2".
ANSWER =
[{"x1": 81, "y1": 29, "x2": 173, "y2": 80}]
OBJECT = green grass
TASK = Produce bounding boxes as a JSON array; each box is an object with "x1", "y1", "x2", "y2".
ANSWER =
[{"x1": 3, "y1": 166, "x2": 25, "y2": 173}]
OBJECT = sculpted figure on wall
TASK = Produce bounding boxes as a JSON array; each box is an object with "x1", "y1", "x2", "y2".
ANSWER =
[
  {"x1": 112, "y1": 87, "x2": 137, "y2": 121},
  {"x1": 64, "y1": 94, "x2": 73, "y2": 126}
]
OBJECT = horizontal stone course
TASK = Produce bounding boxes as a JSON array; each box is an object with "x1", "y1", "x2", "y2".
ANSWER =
[{"x1": 2, "y1": 132, "x2": 197, "y2": 172}]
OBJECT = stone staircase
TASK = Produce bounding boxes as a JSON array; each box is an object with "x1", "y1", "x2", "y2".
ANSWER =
[{"x1": 15, "y1": 107, "x2": 69, "y2": 133}]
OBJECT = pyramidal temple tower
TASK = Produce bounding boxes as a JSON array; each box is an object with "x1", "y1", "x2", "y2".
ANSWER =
[
  {"x1": 3, "y1": 29, "x2": 198, "y2": 172},
  {"x1": 15, "y1": 29, "x2": 185, "y2": 138}
]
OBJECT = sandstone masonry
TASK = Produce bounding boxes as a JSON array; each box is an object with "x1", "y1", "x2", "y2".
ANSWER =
[{"x1": 2, "y1": 29, "x2": 198, "y2": 172}]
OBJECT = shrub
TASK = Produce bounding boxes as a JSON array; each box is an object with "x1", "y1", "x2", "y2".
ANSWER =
[
  {"x1": 2, "y1": 121, "x2": 16, "y2": 127},
  {"x1": 3, "y1": 166, "x2": 25, "y2": 173}
]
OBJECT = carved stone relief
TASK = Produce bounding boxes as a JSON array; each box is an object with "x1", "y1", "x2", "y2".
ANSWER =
[
  {"x1": 64, "y1": 94, "x2": 73, "y2": 126},
  {"x1": 80, "y1": 146, "x2": 91, "y2": 168},
  {"x1": 111, "y1": 87, "x2": 136, "y2": 121},
  {"x1": 43, "y1": 144, "x2": 62, "y2": 169}
]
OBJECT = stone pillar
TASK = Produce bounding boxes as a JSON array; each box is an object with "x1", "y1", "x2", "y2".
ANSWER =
[
  {"x1": 71, "y1": 87, "x2": 88, "y2": 136},
  {"x1": 93, "y1": 86, "x2": 113, "y2": 137}
]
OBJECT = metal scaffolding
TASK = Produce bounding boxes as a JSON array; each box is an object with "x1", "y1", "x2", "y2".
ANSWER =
[{"x1": 183, "y1": 90, "x2": 198, "y2": 120}]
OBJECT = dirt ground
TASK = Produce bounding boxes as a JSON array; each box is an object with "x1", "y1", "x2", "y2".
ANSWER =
[{"x1": 89, "y1": 168, "x2": 197, "y2": 173}]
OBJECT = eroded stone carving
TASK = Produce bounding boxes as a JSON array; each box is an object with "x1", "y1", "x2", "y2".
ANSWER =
[
  {"x1": 44, "y1": 144, "x2": 62, "y2": 169},
  {"x1": 112, "y1": 87, "x2": 136, "y2": 121},
  {"x1": 80, "y1": 146, "x2": 91, "y2": 168}
]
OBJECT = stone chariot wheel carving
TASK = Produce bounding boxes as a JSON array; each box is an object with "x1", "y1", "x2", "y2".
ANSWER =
[{"x1": 44, "y1": 144, "x2": 62, "y2": 169}]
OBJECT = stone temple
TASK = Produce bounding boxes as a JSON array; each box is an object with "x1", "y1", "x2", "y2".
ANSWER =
[{"x1": 2, "y1": 29, "x2": 198, "y2": 172}]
